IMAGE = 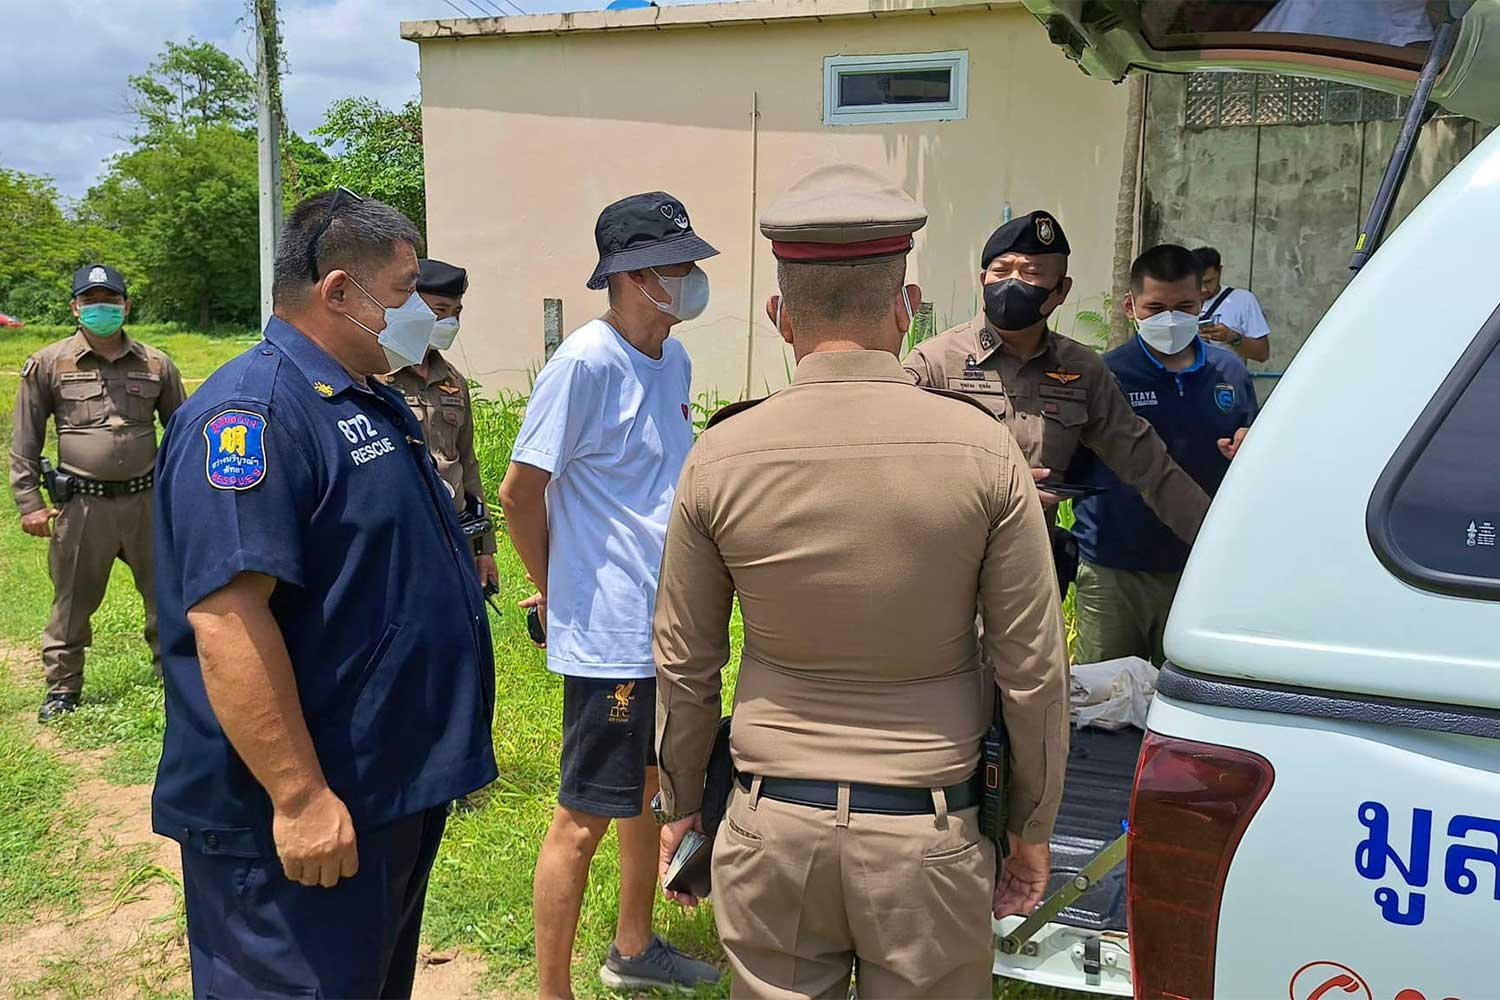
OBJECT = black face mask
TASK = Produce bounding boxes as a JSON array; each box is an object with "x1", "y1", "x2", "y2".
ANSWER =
[{"x1": 983, "y1": 277, "x2": 1056, "y2": 332}]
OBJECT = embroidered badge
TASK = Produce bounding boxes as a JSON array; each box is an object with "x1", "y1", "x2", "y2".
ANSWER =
[
  {"x1": 20, "y1": 357, "x2": 36, "y2": 378},
  {"x1": 1045, "y1": 369, "x2": 1082, "y2": 385},
  {"x1": 439, "y1": 383, "x2": 462, "y2": 395},
  {"x1": 608, "y1": 681, "x2": 636, "y2": 723},
  {"x1": 313, "y1": 381, "x2": 334, "y2": 397},
  {"x1": 1215, "y1": 382, "x2": 1236, "y2": 413},
  {"x1": 204, "y1": 409, "x2": 267, "y2": 490},
  {"x1": 1036, "y1": 215, "x2": 1056, "y2": 246}
]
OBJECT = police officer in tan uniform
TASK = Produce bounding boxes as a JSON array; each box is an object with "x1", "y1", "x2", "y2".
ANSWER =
[
  {"x1": 903, "y1": 212, "x2": 1209, "y2": 544},
  {"x1": 652, "y1": 165, "x2": 1070, "y2": 999},
  {"x1": 9, "y1": 264, "x2": 186, "y2": 722},
  {"x1": 380, "y1": 258, "x2": 498, "y2": 586}
]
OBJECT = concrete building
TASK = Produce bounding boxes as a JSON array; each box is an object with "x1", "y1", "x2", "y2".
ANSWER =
[{"x1": 402, "y1": 0, "x2": 1129, "y2": 399}]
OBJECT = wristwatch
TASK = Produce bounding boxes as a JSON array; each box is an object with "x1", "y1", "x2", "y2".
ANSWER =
[
  {"x1": 1228, "y1": 332, "x2": 1244, "y2": 347},
  {"x1": 650, "y1": 791, "x2": 697, "y2": 825}
]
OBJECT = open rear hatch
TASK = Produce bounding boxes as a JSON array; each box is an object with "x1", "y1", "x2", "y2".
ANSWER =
[
  {"x1": 993, "y1": 726, "x2": 1140, "y2": 995},
  {"x1": 1019, "y1": 0, "x2": 1500, "y2": 126}
]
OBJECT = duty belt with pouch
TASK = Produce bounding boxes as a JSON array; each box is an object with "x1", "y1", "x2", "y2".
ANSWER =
[
  {"x1": 40, "y1": 459, "x2": 151, "y2": 501},
  {"x1": 978, "y1": 688, "x2": 1012, "y2": 859}
]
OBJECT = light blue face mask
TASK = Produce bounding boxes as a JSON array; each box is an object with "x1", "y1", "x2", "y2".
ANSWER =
[
  {"x1": 78, "y1": 303, "x2": 126, "y2": 337},
  {"x1": 346, "y1": 277, "x2": 437, "y2": 370}
]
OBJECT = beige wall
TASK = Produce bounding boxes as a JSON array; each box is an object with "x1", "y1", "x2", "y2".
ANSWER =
[{"x1": 415, "y1": 5, "x2": 1128, "y2": 399}]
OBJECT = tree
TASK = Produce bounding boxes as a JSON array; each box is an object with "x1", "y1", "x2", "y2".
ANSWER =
[
  {"x1": 84, "y1": 126, "x2": 260, "y2": 327},
  {"x1": 315, "y1": 97, "x2": 426, "y2": 233},
  {"x1": 127, "y1": 38, "x2": 256, "y2": 141},
  {"x1": 0, "y1": 168, "x2": 131, "y2": 323},
  {"x1": 1108, "y1": 75, "x2": 1149, "y2": 348}
]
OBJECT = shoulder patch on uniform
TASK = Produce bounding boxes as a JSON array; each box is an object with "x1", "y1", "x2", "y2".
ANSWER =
[
  {"x1": 704, "y1": 398, "x2": 767, "y2": 431},
  {"x1": 20, "y1": 356, "x2": 36, "y2": 378},
  {"x1": 203, "y1": 409, "x2": 268, "y2": 490},
  {"x1": 1214, "y1": 382, "x2": 1236, "y2": 413},
  {"x1": 920, "y1": 386, "x2": 1001, "y2": 420}
]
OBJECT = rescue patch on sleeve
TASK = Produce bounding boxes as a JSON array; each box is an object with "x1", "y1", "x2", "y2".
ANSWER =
[
  {"x1": 20, "y1": 356, "x2": 36, "y2": 378},
  {"x1": 203, "y1": 409, "x2": 268, "y2": 490}
]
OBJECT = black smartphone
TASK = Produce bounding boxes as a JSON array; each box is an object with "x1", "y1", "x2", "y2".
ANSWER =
[{"x1": 526, "y1": 605, "x2": 546, "y2": 645}]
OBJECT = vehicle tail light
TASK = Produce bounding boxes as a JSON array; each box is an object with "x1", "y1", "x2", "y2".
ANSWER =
[{"x1": 1128, "y1": 732, "x2": 1274, "y2": 1000}]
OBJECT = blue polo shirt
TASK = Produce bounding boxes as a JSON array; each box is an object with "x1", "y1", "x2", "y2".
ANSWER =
[
  {"x1": 1071, "y1": 337, "x2": 1257, "y2": 573},
  {"x1": 152, "y1": 318, "x2": 497, "y2": 857}
]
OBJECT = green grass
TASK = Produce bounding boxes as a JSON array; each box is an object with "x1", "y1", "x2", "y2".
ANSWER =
[{"x1": 0, "y1": 324, "x2": 1081, "y2": 999}]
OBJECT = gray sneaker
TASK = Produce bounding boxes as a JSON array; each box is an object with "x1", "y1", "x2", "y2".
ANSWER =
[{"x1": 599, "y1": 935, "x2": 721, "y2": 992}]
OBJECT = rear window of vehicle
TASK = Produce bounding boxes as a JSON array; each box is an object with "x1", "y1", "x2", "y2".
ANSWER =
[{"x1": 1369, "y1": 303, "x2": 1500, "y2": 598}]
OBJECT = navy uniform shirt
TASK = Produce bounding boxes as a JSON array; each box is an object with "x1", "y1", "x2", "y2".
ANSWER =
[
  {"x1": 151, "y1": 317, "x2": 497, "y2": 857},
  {"x1": 1071, "y1": 338, "x2": 1257, "y2": 573}
]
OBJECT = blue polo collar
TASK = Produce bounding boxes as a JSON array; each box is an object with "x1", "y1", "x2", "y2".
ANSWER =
[
  {"x1": 263, "y1": 317, "x2": 365, "y2": 399},
  {"x1": 1135, "y1": 334, "x2": 1206, "y2": 375}
]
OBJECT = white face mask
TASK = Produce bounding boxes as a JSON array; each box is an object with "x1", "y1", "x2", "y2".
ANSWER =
[
  {"x1": 640, "y1": 266, "x2": 710, "y2": 321},
  {"x1": 346, "y1": 277, "x2": 438, "y2": 371},
  {"x1": 429, "y1": 316, "x2": 460, "y2": 351},
  {"x1": 1135, "y1": 309, "x2": 1200, "y2": 355}
]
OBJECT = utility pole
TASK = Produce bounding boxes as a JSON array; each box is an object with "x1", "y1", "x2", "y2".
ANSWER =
[{"x1": 255, "y1": 0, "x2": 284, "y2": 329}]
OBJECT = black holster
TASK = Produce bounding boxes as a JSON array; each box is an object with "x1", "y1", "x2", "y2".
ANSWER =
[
  {"x1": 39, "y1": 457, "x2": 74, "y2": 506},
  {"x1": 700, "y1": 716, "x2": 736, "y2": 838}
]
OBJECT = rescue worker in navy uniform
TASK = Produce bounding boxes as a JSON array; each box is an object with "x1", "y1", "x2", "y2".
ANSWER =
[
  {"x1": 903, "y1": 212, "x2": 1211, "y2": 548},
  {"x1": 10, "y1": 264, "x2": 186, "y2": 721},
  {"x1": 382, "y1": 258, "x2": 499, "y2": 586},
  {"x1": 151, "y1": 190, "x2": 497, "y2": 999}
]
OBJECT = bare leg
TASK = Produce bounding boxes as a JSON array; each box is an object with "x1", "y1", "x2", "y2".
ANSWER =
[
  {"x1": 534, "y1": 805, "x2": 611, "y2": 1000},
  {"x1": 613, "y1": 767, "x2": 661, "y2": 956}
]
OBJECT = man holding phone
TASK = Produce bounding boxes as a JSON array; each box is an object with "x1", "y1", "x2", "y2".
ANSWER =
[
  {"x1": 1193, "y1": 246, "x2": 1271, "y2": 364},
  {"x1": 498, "y1": 192, "x2": 721, "y2": 999},
  {"x1": 1069, "y1": 245, "x2": 1257, "y2": 664}
]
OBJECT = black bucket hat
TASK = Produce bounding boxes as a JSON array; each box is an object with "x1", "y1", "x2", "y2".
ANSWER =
[{"x1": 586, "y1": 191, "x2": 719, "y2": 291}]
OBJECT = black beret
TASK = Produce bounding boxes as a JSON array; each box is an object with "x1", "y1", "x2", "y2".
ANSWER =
[
  {"x1": 981, "y1": 211, "x2": 1070, "y2": 268},
  {"x1": 417, "y1": 259, "x2": 468, "y2": 297}
]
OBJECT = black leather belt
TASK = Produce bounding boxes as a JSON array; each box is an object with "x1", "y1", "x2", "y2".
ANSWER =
[
  {"x1": 71, "y1": 471, "x2": 154, "y2": 497},
  {"x1": 737, "y1": 773, "x2": 981, "y2": 816}
]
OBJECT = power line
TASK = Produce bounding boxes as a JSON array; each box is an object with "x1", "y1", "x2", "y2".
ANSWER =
[
  {"x1": 470, "y1": 0, "x2": 505, "y2": 14},
  {"x1": 462, "y1": 0, "x2": 491, "y2": 15},
  {"x1": 438, "y1": 0, "x2": 472, "y2": 17}
]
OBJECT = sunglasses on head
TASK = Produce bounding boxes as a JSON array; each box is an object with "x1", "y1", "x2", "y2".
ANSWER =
[{"x1": 306, "y1": 186, "x2": 365, "y2": 282}]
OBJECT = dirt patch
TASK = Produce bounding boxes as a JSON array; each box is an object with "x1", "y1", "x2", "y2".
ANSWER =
[{"x1": 0, "y1": 642, "x2": 489, "y2": 998}]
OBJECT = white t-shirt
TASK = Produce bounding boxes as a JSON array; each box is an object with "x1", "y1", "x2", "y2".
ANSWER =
[
  {"x1": 1200, "y1": 287, "x2": 1271, "y2": 341},
  {"x1": 511, "y1": 319, "x2": 694, "y2": 679}
]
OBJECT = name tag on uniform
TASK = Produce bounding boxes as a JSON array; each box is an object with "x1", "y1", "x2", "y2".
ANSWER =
[
  {"x1": 1037, "y1": 383, "x2": 1088, "y2": 403},
  {"x1": 404, "y1": 394, "x2": 423, "y2": 406},
  {"x1": 127, "y1": 371, "x2": 160, "y2": 382},
  {"x1": 59, "y1": 371, "x2": 99, "y2": 382},
  {"x1": 948, "y1": 377, "x2": 1005, "y2": 395},
  {"x1": 439, "y1": 395, "x2": 464, "y2": 408}
]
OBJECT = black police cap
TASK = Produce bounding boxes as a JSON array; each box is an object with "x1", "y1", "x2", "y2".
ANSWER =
[
  {"x1": 587, "y1": 191, "x2": 719, "y2": 291},
  {"x1": 417, "y1": 259, "x2": 468, "y2": 298},
  {"x1": 981, "y1": 211, "x2": 1070, "y2": 268},
  {"x1": 72, "y1": 263, "x2": 128, "y2": 298}
]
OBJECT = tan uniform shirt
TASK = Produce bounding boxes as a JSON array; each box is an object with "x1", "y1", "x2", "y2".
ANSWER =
[
  {"x1": 10, "y1": 329, "x2": 187, "y2": 514},
  {"x1": 904, "y1": 315, "x2": 1211, "y2": 544},
  {"x1": 654, "y1": 350, "x2": 1071, "y2": 843},
  {"x1": 382, "y1": 351, "x2": 496, "y2": 555}
]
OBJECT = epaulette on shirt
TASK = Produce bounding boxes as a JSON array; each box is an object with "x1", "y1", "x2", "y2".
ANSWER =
[
  {"x1": 704, "y1": 397, "x2": 767, "y2": 431},
  {"x1": 919, "y1": 386, "x2": 1001, "y2": 420}
]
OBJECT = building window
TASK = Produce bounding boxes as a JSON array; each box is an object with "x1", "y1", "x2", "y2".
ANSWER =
[
  {"x1": 1184, "y1": 71, "x2": 1449, "y2": 129},
  {"x1": 823, "y1": 52, "x2": 968, "y2": 126}
]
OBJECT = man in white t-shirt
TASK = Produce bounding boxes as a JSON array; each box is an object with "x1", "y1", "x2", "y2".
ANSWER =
[
  {"x1": 1193, "y1": 246, "x2": 1272, "y2": 364},
  {"x1": 498, "y1": 192, "x2": 721, "y2": 999}
]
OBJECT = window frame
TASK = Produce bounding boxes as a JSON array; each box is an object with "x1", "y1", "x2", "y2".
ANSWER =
[
  {"x1": 822, "y1": 51, "x2": 969, "y2": 127},
  {"x1": 1367, "y1": 299, "x2": 1500, "y2": 601}
]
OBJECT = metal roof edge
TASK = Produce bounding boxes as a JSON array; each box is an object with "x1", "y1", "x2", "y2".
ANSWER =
[{"x1": 401, "y1": 0, "x2": 1017, "y2": 42}]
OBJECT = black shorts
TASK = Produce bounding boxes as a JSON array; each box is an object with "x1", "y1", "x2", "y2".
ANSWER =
[{"x1": 559, "y1": 675, "x2": 657, "y2": 819}]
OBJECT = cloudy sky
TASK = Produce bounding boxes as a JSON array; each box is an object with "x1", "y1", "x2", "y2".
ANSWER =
[{"x1": 0, "y1": 0, "x2": 637, "y2": 200}]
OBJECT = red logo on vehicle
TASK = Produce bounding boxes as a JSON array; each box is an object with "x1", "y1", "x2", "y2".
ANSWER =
[{"x1": 1290, "y1": 962, "x2": 1373, "y2": 1000}]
